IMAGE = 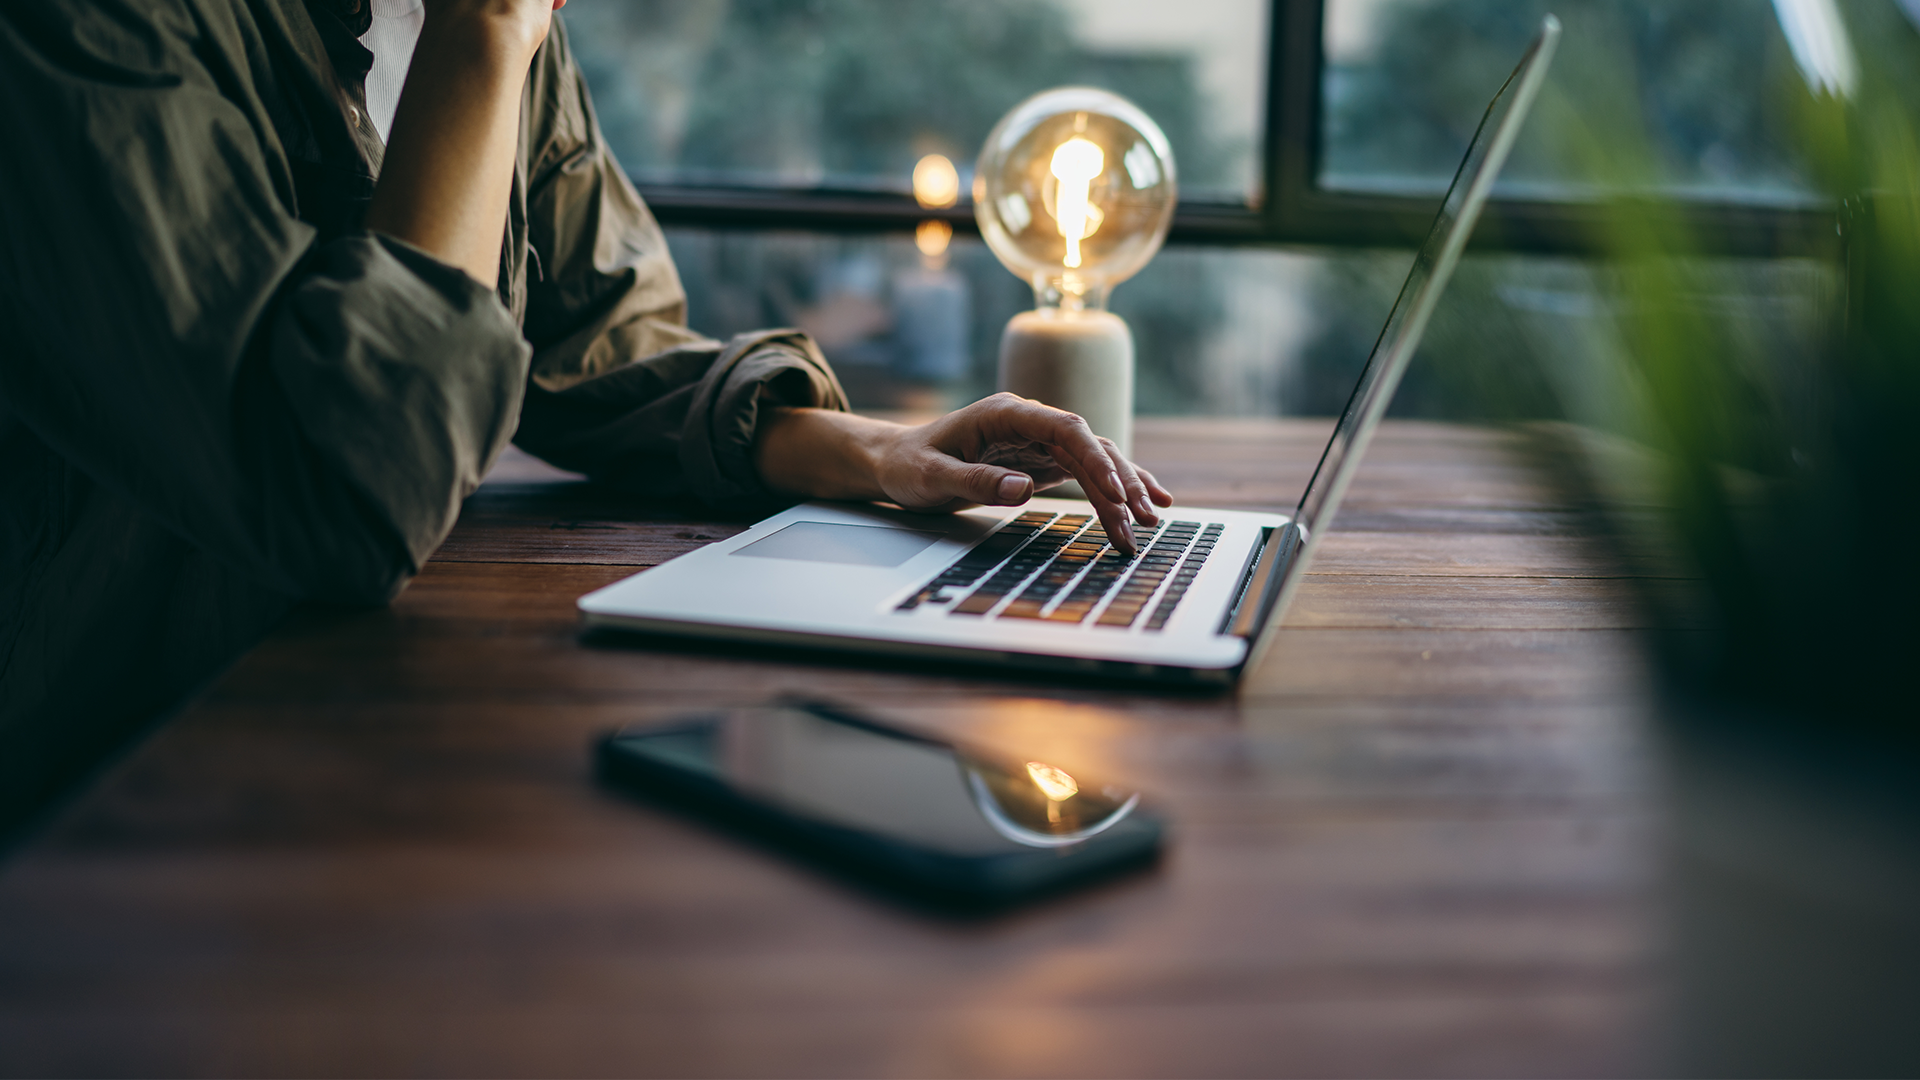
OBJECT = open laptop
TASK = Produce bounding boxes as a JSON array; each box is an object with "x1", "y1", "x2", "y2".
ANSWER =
[{"x1": 579, "y1": 17, "x2": 1561, "y2": 687}]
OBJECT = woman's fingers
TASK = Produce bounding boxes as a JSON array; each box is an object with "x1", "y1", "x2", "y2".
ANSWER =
[
  {"x1": 1138, "y1": 466, "x2": 1175, "y2": 508},
  {"x1": 917, "y1": 393, "x2": 1176, "y2": 556},
  {"x1": 949, "y1": 394, "x2": 1127, "y2": 503},
  {"x1": 1097, "y1": 435, "x2": 1161, "y2": 528},
  {"x1": 1045, "y1": 443, "x2": 1137, "y2": 554},
  {"x1": 870, "y1": 433, "x2": 1040, "y2": 512}
]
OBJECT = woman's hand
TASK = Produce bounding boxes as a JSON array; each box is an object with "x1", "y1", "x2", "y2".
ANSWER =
[
  {"x1": 420, "y1": 0, "x2": 566, "y2": 60},
  {"x1": 364, "y1": 0, "x2": 567, "y2": 288},
  {"x1": 754, "y1": 394, "x2": 1174, "y2": 554}
]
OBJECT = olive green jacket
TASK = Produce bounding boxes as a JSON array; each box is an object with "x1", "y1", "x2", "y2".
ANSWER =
[{"x1": 0, "y1": 0, "x2": 846, "y2": 829}]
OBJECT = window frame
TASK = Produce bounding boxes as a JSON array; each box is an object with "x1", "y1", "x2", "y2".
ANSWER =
[{"x1": 631, "y1": 0, "x2": 1839, "y2": 257}]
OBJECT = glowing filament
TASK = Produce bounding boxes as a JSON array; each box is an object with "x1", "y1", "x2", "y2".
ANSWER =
[
  {"x1": 1026, "y1": 761, "x2": 1080, "y2": 802},
  {"x1": 1049, "y1": 137, "x2": 1104, "y2": 268}
]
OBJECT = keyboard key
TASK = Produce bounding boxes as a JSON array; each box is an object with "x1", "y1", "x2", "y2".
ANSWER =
[
  {"x1": 1095, "y1": 573, "x2": 1169, "y2": 628},
  {"x1": 951, "y1": 589, "x2": 1006, "y2": 615},
  {"x1": 1043, "y1": 549, "x2": 1132, "y2": 622},
  {"x1": 1002, "y1": 557, "x2": 1097, "y2": 617},
  {"x1": 1143, "y1": 538, "x2": 1219, "y2": 632}
]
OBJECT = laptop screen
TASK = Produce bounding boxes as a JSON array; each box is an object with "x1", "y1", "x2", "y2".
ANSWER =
[
  {"x1": 1293, "y1": 17, "x2": 1560, "y2": 539},
  {"x1": 1233, "y1": 15, "x2": 1560, "y2": 651}
]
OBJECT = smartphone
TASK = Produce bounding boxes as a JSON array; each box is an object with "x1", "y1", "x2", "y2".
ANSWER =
[{"x1": 595, "y1": 700, "x2": 1163, "y2": 910}]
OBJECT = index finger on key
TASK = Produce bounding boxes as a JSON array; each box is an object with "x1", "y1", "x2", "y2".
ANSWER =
[
  {"x1": 968, "y1": 395, "x2": 1127, "y2": 504},
  {"x1": 1045, "y1": 443, "x2": 1137, "y2": 555}
]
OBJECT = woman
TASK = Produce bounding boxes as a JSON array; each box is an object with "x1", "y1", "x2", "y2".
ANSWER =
[{"x1": 0, "y1": 0, "x2": 1170, "y2": 827}]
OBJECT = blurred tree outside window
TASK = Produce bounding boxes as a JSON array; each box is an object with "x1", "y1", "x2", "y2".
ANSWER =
[{"x1": 1323, "y1": 0, "x2": 1818, "y2": 205}]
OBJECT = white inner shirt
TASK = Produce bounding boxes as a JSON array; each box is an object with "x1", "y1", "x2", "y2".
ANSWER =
[{"x1": 357, "y1": 0, "x2": 425, "y2": 144}]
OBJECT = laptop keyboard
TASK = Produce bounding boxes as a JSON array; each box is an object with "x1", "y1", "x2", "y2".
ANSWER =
[
  {"x1": 1104, "y1": 521, "x2": 1223, "y2": 630},
  {"x1": 894, "y1": 512, "x2": 1223, "y2": 630}
]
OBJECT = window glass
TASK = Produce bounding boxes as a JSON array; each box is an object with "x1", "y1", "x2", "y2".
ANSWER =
[
  {"x1": 1320, "y1": 0, "x2": 1826, "y2": 205},
  {"x1": 664, "y1": 227, "x2": 1837, "y2": 428},
  {"x1": 563, "y1": 0, "x2": 1267, "y2": 203}
]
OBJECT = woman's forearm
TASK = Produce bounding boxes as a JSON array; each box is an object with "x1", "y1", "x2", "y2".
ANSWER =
[
  {"x1": 364, "y1": 5, "x2": 554, "y2": 288},
  {"x1": 754, "y1": 407, "x2": 894, "y2": 503}
]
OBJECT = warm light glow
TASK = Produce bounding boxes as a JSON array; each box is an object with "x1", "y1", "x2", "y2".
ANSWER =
[
  {"x1": 1025, "y1": 761, "x2": 1079, "y2": 802},
  {"x1": 914, "y1": 219, "x2": 952, "y2": 257},
  {"x1": 913, "y1": 153, "x2": 961, "y2": 209},
  {"x1": 1048, "y1": 136, "x2": 1104, "y2": 268}
]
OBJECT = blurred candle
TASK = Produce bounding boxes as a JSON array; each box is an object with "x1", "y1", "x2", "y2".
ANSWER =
[{"x1": 895, "y1": 155, "x2": 971, "y2": 384}]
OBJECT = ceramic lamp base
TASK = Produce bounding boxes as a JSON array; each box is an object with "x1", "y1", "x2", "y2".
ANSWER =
[{"x1": 997, "y1": 309, "x2": 1135, "y2": 500}]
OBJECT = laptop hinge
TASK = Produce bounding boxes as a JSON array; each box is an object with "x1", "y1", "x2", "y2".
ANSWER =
[
  {"x1": 1219, "y1": 526, "x2": 1271, "y2": 636},
  {"x1": 1222, "y1": 522, "x2": 1302, "y2": 638}
]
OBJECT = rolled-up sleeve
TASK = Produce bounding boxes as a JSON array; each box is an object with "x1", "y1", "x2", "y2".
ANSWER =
[
  {"x1": 515, "y1": 329, "x2": 846, "y2": 513},
  {"x1": 0, "y1": 0, "x2": 531, "y2": 603},
  {"x1": 509, "y1": 17, "x2": 848, "y2": 514}
]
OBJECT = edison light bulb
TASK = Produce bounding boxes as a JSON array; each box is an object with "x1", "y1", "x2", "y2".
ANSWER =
[{"x1": 975, "y1": 88, "x2": 1176, "y2": 460}]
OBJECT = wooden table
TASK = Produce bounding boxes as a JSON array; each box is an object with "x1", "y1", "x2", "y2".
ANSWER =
[{"x1": 0, "y1": 419, "x2": 1662, "y2": 1077}]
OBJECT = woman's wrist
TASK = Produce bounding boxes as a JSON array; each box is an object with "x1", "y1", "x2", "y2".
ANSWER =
[
  {"x1": 754, "y1": 407, "x2": 899, "y2": 503},
  {"x1": 418, "y1": 4, "x2": 549, "y2": 68}
]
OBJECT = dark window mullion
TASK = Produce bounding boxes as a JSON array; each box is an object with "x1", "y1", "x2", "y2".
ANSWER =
[
  {"x1": 1263, "y1": 0, "x2": 1324, "y2": 242},
  {"x1": 637, "y1": 185, "x2": 1273, "y2": 244}
]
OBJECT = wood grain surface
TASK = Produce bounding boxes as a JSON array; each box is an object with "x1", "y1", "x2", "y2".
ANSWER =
[{"x1": 0, "y1": 419, "x2": 1664, "y2": 1078}]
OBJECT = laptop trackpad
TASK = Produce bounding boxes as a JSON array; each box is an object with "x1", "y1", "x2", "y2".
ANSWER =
[{"x1": 731, "y1": 521, "x2": 944, "y2": 568}]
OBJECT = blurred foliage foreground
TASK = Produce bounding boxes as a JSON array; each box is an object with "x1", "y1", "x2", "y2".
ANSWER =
[{"x1": 1548, "y1": 3, "x2": 1920, "y2": 724}]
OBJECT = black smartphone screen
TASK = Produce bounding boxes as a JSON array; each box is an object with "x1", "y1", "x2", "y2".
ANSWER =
[{"x1": 595, "y1": 701, "x2": 1163, "y2": 909}]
